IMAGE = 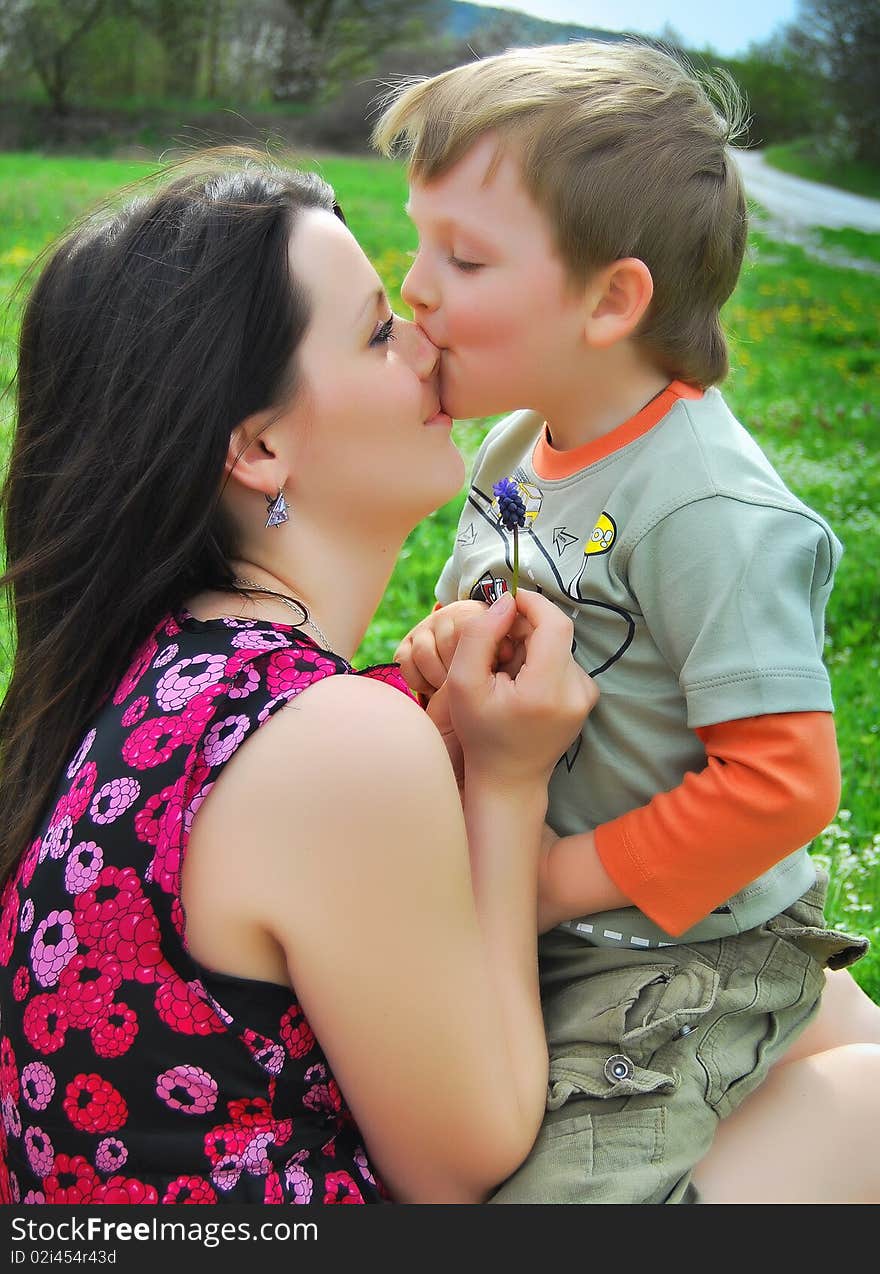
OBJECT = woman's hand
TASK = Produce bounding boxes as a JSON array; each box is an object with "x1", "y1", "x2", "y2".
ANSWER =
[
  {"x1": 537, "y1": 824, "x2": 568, "y2": 933},
  {"x1": 445, "y1": 590, "x2": 598, "y2": 786}
]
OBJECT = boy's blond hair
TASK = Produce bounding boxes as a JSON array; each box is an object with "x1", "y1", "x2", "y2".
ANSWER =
[{"x1": 373, "y1": 41, "x2": 749, "y2": 387}]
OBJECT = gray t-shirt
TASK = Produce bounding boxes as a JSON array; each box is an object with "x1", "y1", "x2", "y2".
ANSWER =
[{"x1": 437, "y1": 386, "x2": 840, "y2": 947}]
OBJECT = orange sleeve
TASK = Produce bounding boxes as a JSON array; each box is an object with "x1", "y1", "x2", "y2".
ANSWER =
[{"x1": 593, "y1": 711, "x2": 841, "y2": 936}]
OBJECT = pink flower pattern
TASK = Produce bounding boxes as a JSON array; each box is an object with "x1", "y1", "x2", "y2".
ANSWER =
[
  {"x1": 95, "y1": 1136, "x2": 128, "y2": 1173},
  {"x1": 156, "y1": 1065, "x2": 217, "y2": 1116},
  {"x1": 42, "y1": 817, "x2": 73, "y2": 862},
  {"x1": 20, "y1": 1063, "x2": 54, "y2": 1112},
  {"x1": 121, "y1": 696, "x2": 149, "y2": 728},
  {"x1": 29, "y1": 911, "x2": 77, "y2": 987},
  {"x1": 89, "y1": 778, "x2": 141, "y2": 825},
  {"x1": 18, "y1": 900, "x2": 34, "y2": 935},
  {"x1": 63, "y1": 841, "x2": 103, "y2": 895},
  {"x1": 0, "y1": 611, "x2": 405, "y2": 1204},
  {"x1": 24, "y1": 1126, "x2": 54, "y2": 1178},
  {"x1": 66, "y1": 729, "x2": 96, "y2": 780},
  {"x1": 65, "y1": 762, "x2": 98, "y2": 824}
]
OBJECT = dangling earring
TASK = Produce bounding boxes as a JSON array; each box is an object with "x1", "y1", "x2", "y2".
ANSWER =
[{"x1": 265, "y1": 488, "x2": 289, "y2": 529}]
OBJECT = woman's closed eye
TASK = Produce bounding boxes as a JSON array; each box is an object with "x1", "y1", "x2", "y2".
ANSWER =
[{"x1": 369, "y1": 316, "x2": 396, "y2": 347}]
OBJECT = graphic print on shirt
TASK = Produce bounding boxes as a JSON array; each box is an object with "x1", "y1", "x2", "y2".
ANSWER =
[
  {"x1": 569, "y1": 511, "x2": 617, "y2": 598},
  {"x1": 462, "y1": 479, "x2": 635, "y2": 677}
]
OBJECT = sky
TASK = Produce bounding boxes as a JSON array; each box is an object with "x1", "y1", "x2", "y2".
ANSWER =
[{"x1": 462, "y1": 0, "x2": 802, "y2": 57}]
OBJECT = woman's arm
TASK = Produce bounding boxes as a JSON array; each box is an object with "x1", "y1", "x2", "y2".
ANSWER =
[
  {"x1": 187, "y1": 595, "x2": 593, "y2": 1203},
  {"x1": 195, "y1": 675, "x2": 543, "y2": 1202}
]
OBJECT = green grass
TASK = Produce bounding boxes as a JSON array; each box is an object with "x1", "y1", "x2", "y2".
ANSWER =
[
  {"x1": 1, "y1": 151, "x2": 878, "y2": 1000},
  {"x1": 713, "y1": 230, "x2": 880, "y2": 995},
  {"x1": 763, "y1": 140, "x2": 880, "y2": 200},
  {"x1": 814, "y1": 227, "x2": 880, "y2": 267}
]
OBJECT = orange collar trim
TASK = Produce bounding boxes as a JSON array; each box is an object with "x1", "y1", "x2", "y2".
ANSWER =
[{"x1": 532, "y1": 380, "x2": 704, "y2": 480}]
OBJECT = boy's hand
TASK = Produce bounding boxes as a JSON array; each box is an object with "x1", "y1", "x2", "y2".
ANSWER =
[
  {"x1": 395, "y1": 600, "x2": 517, "y2": 698},
  {"x1": 424, "y1": 683, "x2": 464, "y2": 792},
  {"x1": 447, "y1": 590, "x2": 597, "y2": 786}
]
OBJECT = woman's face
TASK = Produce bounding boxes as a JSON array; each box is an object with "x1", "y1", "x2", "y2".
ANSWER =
[{"x1": 285, "y1": 209, "x2": 465, "y2": 534}]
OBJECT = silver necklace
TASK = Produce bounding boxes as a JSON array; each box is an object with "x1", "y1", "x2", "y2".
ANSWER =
[{"x1": 233, "y1": 577, "x2": 333, "y2": 651}]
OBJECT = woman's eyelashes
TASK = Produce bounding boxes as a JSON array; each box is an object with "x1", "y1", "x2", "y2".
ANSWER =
[{"x1": 369, "y1": 316, "x2": 396, "y2": 347}]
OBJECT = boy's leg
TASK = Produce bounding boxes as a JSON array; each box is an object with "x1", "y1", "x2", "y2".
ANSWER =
[
  {"x1": 489, "y1": 875, "x2": 867, "y2": 1204},
  {"x1": 692, "y1": 1043, "x2": 880, "y2": 1203},
  {"x1": 773, "y1": 967, "x2": 880, "y2": 1066}
]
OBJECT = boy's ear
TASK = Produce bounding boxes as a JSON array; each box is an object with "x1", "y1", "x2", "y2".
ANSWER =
[
  {"x1": 583, "y1": 258, "x2": 654, "y2": 349},
  {"x1": 224, "y1": 409, "x2": 289, "y2": 497}
]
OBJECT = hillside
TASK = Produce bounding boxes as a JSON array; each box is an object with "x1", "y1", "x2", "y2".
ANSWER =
[{"x1": 443, "y1": 1, "x2": 627, "y2": 46}]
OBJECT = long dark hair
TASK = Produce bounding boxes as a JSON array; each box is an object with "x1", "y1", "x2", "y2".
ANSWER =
[{"x1": 0, "y1": 148, "x2": 339, "y2": 886}]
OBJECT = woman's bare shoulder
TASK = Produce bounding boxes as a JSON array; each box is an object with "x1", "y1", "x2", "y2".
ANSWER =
[
  {"x1": 272, "y1": 670, "x2": 445, "y2": 771},
  {"x1": 192, "y1": 669, "x2": 458, "y2": 847},
  {"x1": 183, "y1": 669, "x2": 463, "y2": 979}
]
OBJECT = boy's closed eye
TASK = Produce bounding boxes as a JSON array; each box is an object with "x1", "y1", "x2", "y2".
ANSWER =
[{"x1": 449, "y1": 255, "x2": 483, "y2": 273}]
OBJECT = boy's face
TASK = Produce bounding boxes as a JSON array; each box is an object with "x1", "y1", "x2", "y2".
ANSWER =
[{"x1": 402, "y1": 134, "x2": 587, "y2": 421}]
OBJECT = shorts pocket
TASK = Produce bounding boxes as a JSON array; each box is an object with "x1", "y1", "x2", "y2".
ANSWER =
[
  {"x1": 544, "y1": 957, "x2": 720, "y2": 1062},
  {"x1": 547, "y1": 1052, "x2": 677, "y2": 1109},
  {"x1": 695, "y1": 934, "x2": 817, "y2": 1116},
  {"x1": 766, "y1": 910, "x2": 869, "y2": 972},
  {"x1": 489, "y1": 1107, "x2": 666, "y2": 1204},
  {"x1": 771, "y1": 868, "x2": 869, "y2": 971},
  {"x1": 544, "y1": 959, "x2": 721, "y2": 1110}
]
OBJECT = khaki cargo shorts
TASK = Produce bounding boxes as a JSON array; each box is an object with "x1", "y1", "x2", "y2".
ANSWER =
[{"x1": 489, "y1": 872, "x2": 867, "y2": 1204}]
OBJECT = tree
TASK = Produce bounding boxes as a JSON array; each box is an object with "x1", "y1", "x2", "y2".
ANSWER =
[
  {"x1": 271, "y1": 0, "x2": 436, "y2": 104},
  {"x1": 0, "y1": 0, "x2": 111, "y2": 113},
  {"x1": 722, "y1": 35, "x2": 831, "y2": 147},
  {"x1": 129, "y1": 0, "x2": 210, "y2": 99},
  {"x1": 789, "y1": 0, "x2": 880, "y2": 163}
]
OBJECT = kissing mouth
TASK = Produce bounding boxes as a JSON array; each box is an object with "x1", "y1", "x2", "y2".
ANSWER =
[{"x1": 423, "y1": 399, "x2": 453, "y2": 427}]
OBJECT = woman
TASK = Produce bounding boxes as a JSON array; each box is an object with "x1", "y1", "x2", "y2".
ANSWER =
[
  {"x1": 0, "y1": 152, "x2": 592, "y2": 1205},
  {"x1": 0, "y1": 151, "x2": 876, "y2": 1206}
]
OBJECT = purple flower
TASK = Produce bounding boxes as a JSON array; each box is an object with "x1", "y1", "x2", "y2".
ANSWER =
[
  {"x1": 493, "y1": 477, "x2": 526, "y2": 531},
  {"x1": 492, "y1": 476, "x2": 526, "y2": 595}
]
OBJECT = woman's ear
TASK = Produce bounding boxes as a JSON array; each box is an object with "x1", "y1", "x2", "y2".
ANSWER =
[
  {"x1": 584, "y1": 258, "x2": 654, "y2": 349},
  {"x1": 224, "y1": 409, "x2": 288, "y2": 496}
]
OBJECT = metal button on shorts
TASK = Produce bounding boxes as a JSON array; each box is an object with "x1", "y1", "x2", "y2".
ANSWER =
[{"x1": 603, "y1": 1054, "x2": 635, "y2": 1083}]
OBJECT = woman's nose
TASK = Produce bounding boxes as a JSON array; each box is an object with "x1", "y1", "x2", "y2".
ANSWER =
[{"x1": 396, "y1": 315, "x2": 439, "y2": 380}]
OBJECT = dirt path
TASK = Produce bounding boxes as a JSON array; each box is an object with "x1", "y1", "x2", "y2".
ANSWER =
[{"x1": 731, "y1": 148, "x2": 880, "y2": 273}]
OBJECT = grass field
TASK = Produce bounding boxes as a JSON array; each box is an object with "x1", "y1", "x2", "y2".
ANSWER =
[
  {"x1": 1, "y1": 151, "x2": 878, "y2": 999},
  {"x1": 763, "y1": 140, "x2": 880, "y2": 200}
]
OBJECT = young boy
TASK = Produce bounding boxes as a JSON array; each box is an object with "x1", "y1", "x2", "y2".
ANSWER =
[{"x1": 374, "y1": 41, "x2": 868, "y2": 1203}]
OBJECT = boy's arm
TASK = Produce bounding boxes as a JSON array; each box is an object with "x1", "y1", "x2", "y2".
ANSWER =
[
  {"x1": 540, "y1": 709, "x2": 840, "y2": 936},
  {"x1": 577, "y1": 491, "x2": 841, "y2": 935}
]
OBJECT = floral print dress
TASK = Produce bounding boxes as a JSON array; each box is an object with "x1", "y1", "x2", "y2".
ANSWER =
[{"x1": 0, "y1": 609, "x2": 414, "y2": 1205}]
